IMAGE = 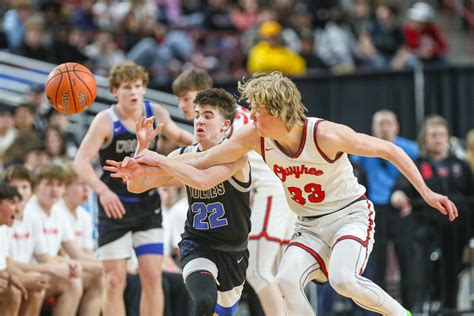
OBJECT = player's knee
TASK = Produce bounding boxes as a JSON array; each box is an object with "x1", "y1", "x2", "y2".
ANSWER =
[
  {"x1": 328, "y1": 269, "x2": 357, "y2": 297},
  {"x1": 193, "y1": 291, "x2": 217, "y2": 316},
  {"x1": 65, "y1": 278, "x2": 84, "y2": 299},
  {"x1": 275, "y1": 271, "x2": 297, "y2": 294},
  {"x1": 104, "y1": 270, "x2": 126, "y2": 293}
]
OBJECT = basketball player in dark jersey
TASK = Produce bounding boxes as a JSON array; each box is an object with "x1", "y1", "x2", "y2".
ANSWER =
[
  {"x1": 105, "y1": 88, "x2": 252, "y2": 316},
  {"x1": 74, "y1": 62, "x2": 192, "y2": 316}
]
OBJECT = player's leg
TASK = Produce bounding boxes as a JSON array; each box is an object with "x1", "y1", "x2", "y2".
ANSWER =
[
  {"x1": 19, "y1": 288, "x2": 45, "y2": 316},
  {"x1": 183, "y1": 258, "x2": 219, "y2": 316},
  {"x1": 46, "y1": 274, "x2": 83, "y2": 316},
  {"x1": 79, "y1": 269, "x2": 104, "y2": 316},
  {"x1": 0, "y1": 285, "x2": 22, "y2": 316},
  {"x1": 134, "y1": 228, "x2": 164, "y2": 316},
  {"x1": 247, "y1": 193, "x2": 294, "y2": 316},
  {"x1": 329, "y1": 239, "x2": 407, "y2": 315},
  {"x1": 328, "y1": 201, "x2": 407, "y2": 315},
  {"x1": 275, "y1": 232, "x2": 330, "y2": 316},
  {"x1": 98, "y1": 232, "x2": 133, "y2": 316}
]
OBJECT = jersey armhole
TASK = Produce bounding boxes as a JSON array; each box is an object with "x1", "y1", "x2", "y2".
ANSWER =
[
  {"x1": 313, "y1": 119, "x2": 343, "y2": 163},
  {"x1": 260, "y1": 137, "x2": 266, "y2": 162},
  {"x1": 100, "y1": 109, "x2": 115, "y2": 150}
]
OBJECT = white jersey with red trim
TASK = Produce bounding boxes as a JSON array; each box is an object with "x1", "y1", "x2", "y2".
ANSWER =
[
  {"x1": 261, "y1": 118, "x2": 365, "y2": 217},
  {"x1": 228, "y1": 106, "x2": 285, "y2": 188}
]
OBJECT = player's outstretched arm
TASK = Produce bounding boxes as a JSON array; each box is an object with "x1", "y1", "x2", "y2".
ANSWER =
[
  {"x1": 159, "y1": 153, "x2": 248, "y2": 190},
  {"x1": 135, "y1": 123, "x2": 259, "y2": 169},
  {"x1": 74, "y1": 112, "x2": 126, "y2": 219},
  {"x1": 319, "y1": 121, "x2": 458, "y2": 221}
]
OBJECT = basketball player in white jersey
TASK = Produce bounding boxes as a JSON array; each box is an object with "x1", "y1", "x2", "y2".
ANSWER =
[
  {"x1": 171, "y1": 68, "x2": 293, "y2": 315},
  {"x1": 116, "y1": 72, "x2": 458, "y2": 316}
]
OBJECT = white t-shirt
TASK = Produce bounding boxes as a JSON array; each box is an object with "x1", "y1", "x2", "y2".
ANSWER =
[
  {"x1": 0, "y1": 225, "x2": 10, "y2": 270},
  {"x1": 25, "y1": 196, "x2": 75, "y2": 256},
  {"x1": 56, "y1": 199, "x2": 94, "y2": 250},
  {"x1": 9, "y1": 210, "x2": 48, "y2": 263},
  {"x1": 162, "y1": 197, "x2": 188, "y2": 256}
]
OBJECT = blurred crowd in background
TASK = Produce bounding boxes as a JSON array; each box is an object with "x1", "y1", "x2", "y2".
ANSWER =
[{"x1": 0, "y1": 0, "x2": 455, "y2": 87}]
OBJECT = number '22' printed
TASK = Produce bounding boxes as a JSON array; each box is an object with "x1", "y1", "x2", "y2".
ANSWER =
[{"x1": 191, "y1": 202, "x2": 229, "y2": 230}]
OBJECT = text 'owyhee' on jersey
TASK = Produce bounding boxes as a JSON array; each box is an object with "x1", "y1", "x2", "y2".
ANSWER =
[
  {"x1": 261, "y1": 118, "x2": 366, "y2": 217},
  {"x1": 98, "y1": 101, "x2": 160, "y2": 211},
  {"x1": 180, "y1": 144, "x2": 252, "y2": 252}
]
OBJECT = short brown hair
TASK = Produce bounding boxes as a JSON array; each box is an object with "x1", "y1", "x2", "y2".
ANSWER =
[
  {"x1": 109, "y1": 61, "x2": 149, "y2": 92},
  {"x1": 194, "y1": 88, "x2": 236, "y2": 122},
  {"x1": 34, "y1": 163, "x2": 68, "y2": 184},
  {"x1": 172, "y1": 68, "x2": 213, "y2": 97},
  {"x1": 62, "y1": 161, "x2": 78, "y2": 186},
  {"x1": 2, "y1": 165, "x2": 35, "y2": 189}
]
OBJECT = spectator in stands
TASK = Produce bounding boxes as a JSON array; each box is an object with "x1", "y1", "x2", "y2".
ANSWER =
[
  {"x1": 12, "y1": 15, "x2": 53, "y2": 63},
  {"x1": 203, "y1": 0, "x2": 236, "y2": 31},
  {"x1": 2, "y1": 0, "x2": 33, "y2": 50},
  {"x1": 348, "y1": 0, "x2": 371, "y2": 39},
  {"x1": 466, "y1": 129, "x2": 474, "y2": 172},
  {"x1": 43, "y1": 126, "x2": 67, "y2": 163},
  {"x1": 25, "y1": 84, "x2": 48, "y2": 132},
  {"x1": 58, "y1": 163, "x2": 103, "y2": 316},
  {"x1": 0, "y1": 183, "x2": 24, "y2": 316},
  {"x1": 358, "y1": 3, "x2": 416, "y2": 69},
  {"x1": 127, "y1": 20, "x2": 194, "y2": 86},
  {"x1": 231, "y1": 0, "x2": 261, "y2": 32},
  {"x1": 247, "y1": 20, "x2": 306, "y2": 75},
  {"x1": 402, "y1": 2, "x2": 449, "y2": 65},
  {"x1": 352, "y1": 109, "x2": 421, "y2": 311},
  {"x1": 116, "y1": 10, "x2": 143, "y2": 53},
  {"x1": 45, "y1": 109, "x2": 79, "y2": 157},
  {"x1": 0, "y1": 109, "x2": 17, "y2": 159},
  {"x1": 391, "y1": 115, "x2": 473, "y2": 309},
  {"x1": 13, "y1": 104, "x2": 36, "y2": 133},
  {"x1": 84, "y1": 30, "x2": 126, "y2": 77},
  {"x1": 315, "y1": 7, "x2": 358, "y2": 72},
  {"x1": 3, "y1": 165, "x2": 73, "y2": 316},
  {"x1": 51, "y1": 27, "x2": 90, "y2": 66}
]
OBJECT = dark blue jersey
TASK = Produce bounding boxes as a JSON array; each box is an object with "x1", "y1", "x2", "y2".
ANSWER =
[
  {"x1": 180, "y1": 144, "x2": 252, "y2": 252},
  {"x1": 98, "y1": 100, "x2": 160, "y2": 214}
]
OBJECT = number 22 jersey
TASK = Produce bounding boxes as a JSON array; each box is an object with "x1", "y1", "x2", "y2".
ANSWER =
[
  {"x1": 180, "y1": 144, "x2": 252, "y2": 252},
  {"x1": 261, "y1": 118, "x2": 365, "y2": 217}
]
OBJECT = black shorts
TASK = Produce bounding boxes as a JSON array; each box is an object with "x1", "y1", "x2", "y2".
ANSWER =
[
  {"x1": 179, "y1": 239, "x2": 249, "y2": 292},
  {"x1": 98, "y1": 199, "x2": 162, "y2": 247}
]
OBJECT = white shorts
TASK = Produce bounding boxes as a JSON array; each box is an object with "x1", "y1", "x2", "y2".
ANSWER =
[
  {"x1": 97, "y1": 228, "x2": 164, "y2": 261},
  {"x1": 288, "y1": 199, "x2": 375, "y2": 283},
  {"x1": 249, "y1": 188, "x2": 295, "y2": 243}
]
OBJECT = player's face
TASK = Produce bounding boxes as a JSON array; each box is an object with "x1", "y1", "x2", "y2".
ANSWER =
[
  {"x1": 250, "y1": 106, "x2": 281, "y2": 137},
  {"x1": 8, "y1": 179, "x2": 32, "y2": 213},
  {"x1": 424, "y1": 124, "x2": 449, "y2": 156},
  {"x1": 372, "y1": 113, "x2": 398, "y2": 141},
  {"x1": 113, "y1": 80, "x2": 146, "y2": 109},
  {"x1": 0, "y1": 198, "x2": 20, "y2": 226},
  {"x1": 178, "y1": 90, "x2": 198, "y2": 121},
  {"x1": 194, "y1": 104, "x2": 230, "y2": 148},
  {"x1": 64, "y1": 178, "x2": 89, "y2": 207},
  {"x1": 36, "y1": 179, "x2": 65, "y2": 208}
]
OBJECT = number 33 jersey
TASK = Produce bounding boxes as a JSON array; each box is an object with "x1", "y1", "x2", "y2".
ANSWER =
[
  {"x1": 180, "y1": 144, "x2": 252, "y2": 252},
  {"x1": 261, "y1": 118, "x2": 365, "y2": 217}
]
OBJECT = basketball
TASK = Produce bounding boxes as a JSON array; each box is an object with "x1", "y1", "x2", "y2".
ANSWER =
[{"x1": 45, "y1": 62, "x2": 97, "y2": 114}]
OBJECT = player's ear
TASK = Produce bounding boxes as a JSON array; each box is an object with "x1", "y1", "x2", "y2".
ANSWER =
[{"x1": 221, "y1": 119, "x2": 231, "y2": 132}]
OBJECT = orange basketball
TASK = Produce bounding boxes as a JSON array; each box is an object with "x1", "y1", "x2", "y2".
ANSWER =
[{"x1": 45, "y1": 62, "x2": 97, "y2": 114}]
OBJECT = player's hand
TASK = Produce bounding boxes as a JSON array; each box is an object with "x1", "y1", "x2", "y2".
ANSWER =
[
  {"x1": 104, "y1": 158, "x2": 146, "y2": 181},
  {"x1": 9, "y1": 274, "x2": 28, "y2": 300},
  {"x1": 68, "y1": 261, "x2": 83, "y2": 279},
  {"x1": 47, "y1": 262, "x2": 71, "y2": 279},
  {"x1": 0, "y1": 271, "x2": 8, "y2": 294},
  {"x1": 97, "y1": 187, "x2": 126, "y2": 219},
  {"x1": 134, "y1": 149, "x2": 164, "y2": 167},
  {"x1": 136, "y1": 117, "x2": 163, "y2": 154},
  {"x1": 390, "y1": 190, "x2": 412, "y2": 216},
  {"x1": 422, "y1": 190, "x2": 458, "y2": 222},
  {"x1": 23, "y1": 272, "x2": 50, "y2": 291}
]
